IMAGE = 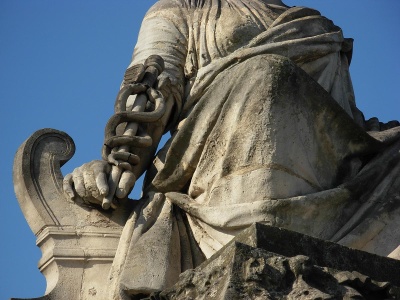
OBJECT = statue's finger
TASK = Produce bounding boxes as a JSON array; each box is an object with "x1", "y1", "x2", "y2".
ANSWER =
[
  {"x1": 83, "y1": 170, "x2": 99, "y2": 199},
  {"x1": 72, "y1": 169, "x2": 87, "y2": 198},
  {"x1": 96, "y1": 172, "x2": 109, "y2": 196},
  {"x1": 63, "y1": 173, "x2": 75, "y2": 199},
  {"x1": 91, "y1": 161, "x2": 111, "y2": 196},
  {"x1": 116, "y1": 170, "x2": 136, "y2": 198}
]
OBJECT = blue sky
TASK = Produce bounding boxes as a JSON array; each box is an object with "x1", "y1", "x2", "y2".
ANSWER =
[{"x1": 1, "y1": 1, "x2": 399, "y2": 298}]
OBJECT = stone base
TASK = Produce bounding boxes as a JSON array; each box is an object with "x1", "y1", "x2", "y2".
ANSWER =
[{"x1": 154, "y1": 224, "x2": 400, "y2": 299}]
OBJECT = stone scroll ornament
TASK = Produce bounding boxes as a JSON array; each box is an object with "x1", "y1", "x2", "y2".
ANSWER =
[{"x1": 13, "y1": 129, "x2": 133, "y2": 299}]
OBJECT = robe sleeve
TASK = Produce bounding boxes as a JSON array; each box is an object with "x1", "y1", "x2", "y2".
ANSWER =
[{"x1": 125, "y1": 0, "x2": 189, "y2": 128}]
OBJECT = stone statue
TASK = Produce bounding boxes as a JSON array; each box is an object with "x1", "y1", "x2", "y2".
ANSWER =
[{"x1": 15, "y1": 0, "x2": 400, "y2": 299}]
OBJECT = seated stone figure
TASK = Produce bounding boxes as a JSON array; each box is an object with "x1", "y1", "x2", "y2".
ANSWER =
[{"x1": 64, "y1": 0, "x2": 400, "y2": 297}]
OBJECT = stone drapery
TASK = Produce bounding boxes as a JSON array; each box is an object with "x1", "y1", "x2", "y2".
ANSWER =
[{"x1": 107, "y1": 1, "x2": 400, "y2": 297}]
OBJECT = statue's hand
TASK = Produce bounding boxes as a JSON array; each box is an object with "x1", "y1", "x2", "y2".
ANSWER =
[
  {"x1": 63, "y1": 160, "x2": 135, "y2": 206},
  {"x1": 366, "y1": 117, "x2": 400, "y2": 132}
]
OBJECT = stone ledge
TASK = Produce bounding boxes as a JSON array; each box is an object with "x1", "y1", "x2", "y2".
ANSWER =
[
  {"x1": 234, "y1": 223, "x2": 400, "y2": 286},
  {"x1": 154, "y1": 223, "x2": 400, "y2": 299}
]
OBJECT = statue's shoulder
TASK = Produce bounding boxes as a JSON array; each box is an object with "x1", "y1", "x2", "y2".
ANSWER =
[
  {"x1": 144, "y1": 0, "x2": 192, "y2": 18},
  {"x1": 148, "y1": 0, "x2": 189, "y2": 11}
]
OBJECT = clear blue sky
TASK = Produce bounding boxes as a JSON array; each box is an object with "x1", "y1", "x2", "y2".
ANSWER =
[{"x1": 1, "y1": 1, "x2": 399, "y2": 298}]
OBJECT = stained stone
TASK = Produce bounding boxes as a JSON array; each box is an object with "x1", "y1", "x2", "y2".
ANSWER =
[{"x1": 153, "y1": 224, "x2": 400, "y2": 300}]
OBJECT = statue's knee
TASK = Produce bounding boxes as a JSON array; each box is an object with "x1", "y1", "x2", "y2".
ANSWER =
[
  {"x1": 234, "y1": 54, "x2": 300, "y2": 91},
  {"x1": 239, "y1": 54, "x2": 299, "y2": 84},
  {"x1": 246, "y1": 54, "x2": 295, "y2": 69}
]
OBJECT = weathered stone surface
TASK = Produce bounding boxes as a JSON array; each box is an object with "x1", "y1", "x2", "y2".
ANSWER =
[
  {"x1": 62, "y1": 5, "x2": 400, "y2": 292},
  {"x1": 153, "y1": 224, "x2": 400, "y2": 300},
  {"x1": 235, "y1": 223, "x2": 400, "y2": 286},
  {"x1": 12, "y1": 129, "x2": 134, "y2": 300},
  {"x1": 12, "y1": 0, "x2": 400, "y2": 298}
]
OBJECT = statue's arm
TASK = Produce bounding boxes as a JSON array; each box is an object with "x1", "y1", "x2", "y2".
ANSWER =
[
  {"x1": 64, "y1": 2, "x2": 188, "y2": 204},
  {"x1": 120, "y1": 1, "x2": 188, "y2": 179}
]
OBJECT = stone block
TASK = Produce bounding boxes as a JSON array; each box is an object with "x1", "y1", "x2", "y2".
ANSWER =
[{"x1": 156, "y1": 223, "x2": 400, "y2": 299}]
